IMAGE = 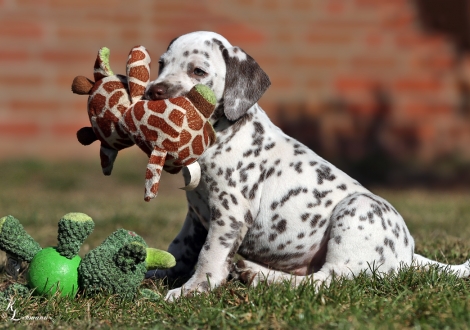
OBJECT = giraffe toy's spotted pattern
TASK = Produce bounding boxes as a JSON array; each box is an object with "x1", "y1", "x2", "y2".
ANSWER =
[{"x1": 72, "y1": 46, "x2": 217, "y2": 201}]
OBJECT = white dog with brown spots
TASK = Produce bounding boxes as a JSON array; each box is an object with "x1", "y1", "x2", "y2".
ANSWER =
[{"x1": 145, "y1": 31, "x2": 470, "y2": 301}]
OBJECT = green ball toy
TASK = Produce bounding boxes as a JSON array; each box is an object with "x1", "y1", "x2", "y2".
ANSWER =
[
  {"x1": 0, "y1": 213, "x2": 176, "y2": 300},
  {"x1": 27, "y1": 247, "x2": 81, "y2": 297}
]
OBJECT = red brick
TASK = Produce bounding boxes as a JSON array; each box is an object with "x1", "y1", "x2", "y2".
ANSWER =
[
  {"x1": 276, "y1": 31, "x2": 294, "y2": 43},
  {"x1": 0, "y1": 75, "x2": 43, "y2": 86},
  {"x1": 50, "y1": 123, "x2": 88, "y2": 137},
  {"x1": 434, "y1": 104, "x2": 454, "y2": 115},
  {"x1": 9, "y1": 100, "x2": 61, "y2": 113},
  {"x1": 0, "y1": 21, "x2": 43, "y2": 39},
  {"x1": 155, "y1": 12, "x2": 188, "y2": 26},
  {"x1": 257, "y1": 100, "x2": 276, "y2": 116},
  {"x1": 154, "y1": 30, "x2": 184, "y2": 43},
  {"x1": 269, "y1": 75, "x2": 294, "y2": 89},
  {"x1": 85, "y1": 12, "x2": 142, "y2": 25},
  {"x1": 292, "y1": 56, "x2": 338, "y2": 68},
  {"x1": 255, "y1": 55, "x2": 280, "y2": 66},
  {"x1": 56, "y1": 74, "x2": 83, "y2": 91},
  {"x1": 49, "y1": 0, "x2": 115, "y2": 8},
  {"x1": 306, "y1": 79, "x2": 324, "y2": 89},
  {"x1": 334, "y1": 77, "x2": 377, "y2": 92},
  {"x1": 306, "y1": 32, "x2": 352, "y2": 45},
  {"x1": 411, "y1": 55, "x2": 455, "y2": 71},
  {"x1": 237, "y1": 0, "x2": 256, "y2": 5},
  {"x1": 16, "y1": 0, "x2": 48, "y2": 6},
  {"x1": 311, "y1": 19, "x2": 373, "y2": 30},
  {"x1": 416, "y1": 124, "x2": 436, "y2": 141},
  {"x1": 364, "y1": 33, "x2": 383, "y2": 47},
  {"x1": 354, "y1": 0, "x2": 382, "y2": 8},
  {"x1": 404, "y1": 102, "x2": 453, "y2": 118},
  {"x1": 0, "y1": 122, "x2": 40, "y2": 137},
  {"x1": 381, "y1": 10, "x2": 415, "y2": 30},
  {"x1": 395, "y1": 33, "x2": 446, "y2": 49},
  {"x1": 393, "y1": 78, "x2": 442, "y2": 93},
  {"x1": 261, "y1": 0, "x2": 279, "y2": 10},
  {"x1": 57, "y1": 27, "x2": 108, "y2": 40},
  {"x1": 350, "y1": 56, "x2": 396, "y2": 70},
  {"x1": 120, "y1": 29, "x2": 141, "y2": 43},
  {"x1": 212, "y1": 23, "x2": 266, "y2": 45},
  {"x1": 0, "y1": 50, "x2": 29, "y2": 62},
  {"x1": 152, "y1": 5, "x2": 208, "y2": 23},
  {"x1": 153, "y1": 22, "x2": 211, "y2": 41},
  {"x1": 72, "y1": 100, "x2": 89, "y2": 114},
  {"x1": 40, "y1": 50, "x2": 93, "y2": 64},
  {"x1": 292, "y1": 0, "x2": 312, "y2": 11},
  {"x1": 326, "y1": 1, "x2": 345, "y2": 14},
  {"x1": 151, "y1": 1, "x2": 196, "y2": 12},
  {"x1": 346, "y1": 102, "x2": 379, "y2": 117}
]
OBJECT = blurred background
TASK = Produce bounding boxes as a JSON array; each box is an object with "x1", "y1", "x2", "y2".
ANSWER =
[
  {"x1": 1, "y1": 0, "x2": 470, "y2": 187},
  {"x1": 1, "y1": 0, "x2": 470, "y2": 269}
]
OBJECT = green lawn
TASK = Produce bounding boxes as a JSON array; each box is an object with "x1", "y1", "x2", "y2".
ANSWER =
[{"x1": 1, "y1": 156, "x2": 470, "y2": 329}]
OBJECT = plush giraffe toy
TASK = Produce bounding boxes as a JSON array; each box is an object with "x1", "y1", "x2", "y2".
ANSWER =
[{"x1": 72, "y1": 46, "x2": 217, "y2": 201}]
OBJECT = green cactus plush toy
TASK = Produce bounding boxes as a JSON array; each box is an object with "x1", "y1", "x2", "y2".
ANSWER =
[
  {"x1": 79, "y1": 228, "x2": 175, "y2": 299},
  {"x1": 0, "y1": 213, "x2": 175, "y2": 300}
]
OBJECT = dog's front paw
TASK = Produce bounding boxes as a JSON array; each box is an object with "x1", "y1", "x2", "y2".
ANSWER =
[
  {"x1": 165, "y1": 287, "x2": 185, "y2": 302},
  {"x1": 164, "y1": 280, "x2": 212, "y2": 302}
]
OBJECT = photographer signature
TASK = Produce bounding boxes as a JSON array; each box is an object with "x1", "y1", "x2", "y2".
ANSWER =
[{"x1": 2, "y1": 298, "x2": 53, "y2": 322}]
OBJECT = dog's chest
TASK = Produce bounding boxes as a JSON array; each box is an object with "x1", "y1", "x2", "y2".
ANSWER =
[{"x1": 186, "y1": 109, "x2": 371, "y2": 270}]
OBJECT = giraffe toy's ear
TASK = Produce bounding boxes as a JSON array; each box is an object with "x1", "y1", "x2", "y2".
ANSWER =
[
  {"x1": 71, "y1": 76, "x2": 94, "y2": 95},
  {"x1": 126, "y1": 45, "x2": 151, "y2": 104}
]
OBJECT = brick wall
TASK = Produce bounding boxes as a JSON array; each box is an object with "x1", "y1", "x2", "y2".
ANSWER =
[{"x1": 1, "y1": 0, "x2": 469, "y2": 173}]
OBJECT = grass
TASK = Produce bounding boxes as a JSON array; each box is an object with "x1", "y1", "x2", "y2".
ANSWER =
[{"x1": 1, "y1": 154, "x2": 470, "y2": 329}]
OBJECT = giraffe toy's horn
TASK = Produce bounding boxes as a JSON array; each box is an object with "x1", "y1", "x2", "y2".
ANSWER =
[
  {"x1": 93, "y1": 47, "x2": 114, "y2": 81},
  {"x1": 126, "y1": 45, "x2": 151, "y2": 104}
]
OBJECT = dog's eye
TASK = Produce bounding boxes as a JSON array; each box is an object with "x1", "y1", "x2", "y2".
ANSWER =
[
  {"x1": 193, "y1": 68, "x2": 206, "y2": 76},
  {"x1": 158, "y1": 60, "x2": 164, "y2": 72}
]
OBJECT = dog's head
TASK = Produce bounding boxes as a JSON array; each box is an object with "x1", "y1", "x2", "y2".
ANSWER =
[{"x1": 145, "y1": 31, "x2": 270, "y2": 121}]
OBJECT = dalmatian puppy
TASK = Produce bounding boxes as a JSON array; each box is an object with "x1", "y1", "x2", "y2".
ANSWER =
[{"x1": 145, "y1": 31, "x2": 470, "y2": 301}]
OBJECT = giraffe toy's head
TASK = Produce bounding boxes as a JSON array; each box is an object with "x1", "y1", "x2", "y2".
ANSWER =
[
  {"x1": 72, "y1": 46, "x2": 217, "y2": 201},
  {"x1": 72, "y1": 46, "x2": 141, "y2": 175}
]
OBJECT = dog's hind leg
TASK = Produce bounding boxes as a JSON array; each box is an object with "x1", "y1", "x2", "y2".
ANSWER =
[
  {"x1": 232, "y1": 260, "x2": 356, "y2": 289},
  {"x1": 413, "y1": 254, "x2": 470, "y2": 277},
  {"x1": 232, "y1": 259, "x2": 309, "y2": 287}
]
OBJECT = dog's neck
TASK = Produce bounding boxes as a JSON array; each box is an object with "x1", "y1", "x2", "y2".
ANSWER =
[{"x1": 211, "y1": 103, "x2": 262, "y2": 133}]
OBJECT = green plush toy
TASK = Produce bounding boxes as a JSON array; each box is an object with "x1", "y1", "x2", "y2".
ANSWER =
[
  {"x1": 0, "y1": 213, "x2": 175, "y2": 300},
  {"x1": 79, "y1": 228, "x2": 175, "y2": 299}
]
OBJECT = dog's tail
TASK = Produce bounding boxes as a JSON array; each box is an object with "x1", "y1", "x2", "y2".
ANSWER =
[{"x1": 413, "y1": 253, "x2": 470, "y2": 277}]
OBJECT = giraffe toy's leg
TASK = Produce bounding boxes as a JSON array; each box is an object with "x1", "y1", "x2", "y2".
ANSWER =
[
  {"x1": 126, "y1": 46, "x2": 151, "y2": 104},
  {"x1": 145, "y1": 147, "x2": 167, "y2": 202},
  {"x1": 100, "y1": 146, "x2": 118, "y2": 175}
]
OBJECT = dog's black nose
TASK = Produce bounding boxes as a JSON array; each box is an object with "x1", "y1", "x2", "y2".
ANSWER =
[{"x1": 145, "y1": 83, "x2": 168, "y2": 100}]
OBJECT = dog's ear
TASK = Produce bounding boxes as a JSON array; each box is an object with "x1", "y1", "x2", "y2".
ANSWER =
[{"x1": 221, "y1": 47, "x2": 271, "y2": 121}]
